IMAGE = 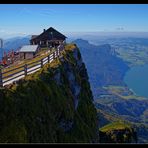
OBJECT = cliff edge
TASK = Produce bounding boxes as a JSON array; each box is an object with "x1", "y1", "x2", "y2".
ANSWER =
[{"x1": 0, "y1": 44, "x2": 99, "y2": 143}]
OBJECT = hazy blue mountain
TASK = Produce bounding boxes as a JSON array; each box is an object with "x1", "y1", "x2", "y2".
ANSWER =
[
  {"x1": 0, "y1": 36, "x2": 31, "y2": 60},
  {"x1": 73, "y1": 37, "x2": 148, "y2": 67},
  {"x1": 73, "y1": 39, "x2": 129, "y2": 98},
  {"x1": 73, "y1": 38, "x2": 148, "y2": 143},
  {"x1": 3, "y1": 36, "x2": 31, "y2": 51}
]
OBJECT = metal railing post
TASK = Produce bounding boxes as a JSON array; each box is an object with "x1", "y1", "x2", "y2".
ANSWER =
[
  {"x1": 48, "y1": 55, "x2": 50, "y2": 63},
  {"x1": 0, "y1": 68, "x2": 3, "y2": 87},
  {"x1": 55, "y1": 50, "x2": 57, "y2": 58},
  {"x1": 55, "y1": 50, "x2": 57, "y2": 59},
  {"x1": 56, "y1": 48, "x2": 58, "y2": 57},
  {"x1": 24, "y1": 64, "x2": 28, "y2": 76},
  {"x1": 59, "y1": 48, "x2": 61, "y2": 57},
  {"x1": 53, "y1": 52, "x2": 55, "y2": 60},
  {"x1": 41, "y1": 58, "x2": 43, "y2": 68}
]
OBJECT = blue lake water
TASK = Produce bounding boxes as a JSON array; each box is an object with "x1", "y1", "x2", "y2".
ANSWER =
[{"x1": 124, "y1": 64, "x2": 148, "y2": 98}]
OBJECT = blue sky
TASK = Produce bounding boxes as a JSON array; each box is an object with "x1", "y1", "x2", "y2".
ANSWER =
[{"x1": 1, "y1": 4, "x2": 148, "y2": 38}]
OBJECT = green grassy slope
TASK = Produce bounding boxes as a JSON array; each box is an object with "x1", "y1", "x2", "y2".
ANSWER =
[
  {"x1": 99, "y1": 121, "x2": 137, "y2": 143},
  {"x1": 0, "y1": 44, "x2": 98, "y2": 143}
]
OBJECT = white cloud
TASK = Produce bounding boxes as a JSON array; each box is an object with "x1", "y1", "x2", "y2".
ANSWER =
[
  {"x1": 0, "y1": 28, "x2": 28, "y2": 39},
  {"x1": 0, "y1": 29, "x2": 6, "y2": 33},
  {"x1": 116, "y1": 27, "x2": 124, "y2": 31}
]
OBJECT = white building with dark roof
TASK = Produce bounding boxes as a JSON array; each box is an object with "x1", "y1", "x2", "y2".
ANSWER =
[{"x1": 19, "y1": 45, "x2": 40, "y2": 60}]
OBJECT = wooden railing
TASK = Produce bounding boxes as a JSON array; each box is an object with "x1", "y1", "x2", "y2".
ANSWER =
[{"x1": 0, "y1": 46, "x2": 62, "y2": 87}]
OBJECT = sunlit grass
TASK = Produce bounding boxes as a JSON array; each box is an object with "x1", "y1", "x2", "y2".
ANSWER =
[
  {"x1": 65, "y1": 44, "x2": 76, "y2": 51},
  {"x1": 2, "y1": 48, "x2": 56, "y2": 77},
  {"x1": 103, "y1": 85, "x2": 147, "y2": 100},
  {"x1": 100, "y1": 121, "x2": 132, "y2": 132}
]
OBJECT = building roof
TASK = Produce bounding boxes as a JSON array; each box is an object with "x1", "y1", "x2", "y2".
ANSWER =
[
  {"x1": 31, "y1": 35, "x2": 38, "y2": 39},
  {"x1": 19, "y1": 45, "x2": 39, "y2": 53},
  {"x1": 30, "y1": 27, "x2": 67, "y2": 42}
]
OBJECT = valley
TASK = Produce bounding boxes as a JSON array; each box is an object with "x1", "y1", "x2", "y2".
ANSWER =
[
  {"x1": 73, "y1": 37, "x2": 148, "y2": 143},
  {"x1": 2, "y1": 35, "x2": 148, "y2": 143},
  {"x1": 1, "y1": 3, "x2": 148, "y2": 144}
]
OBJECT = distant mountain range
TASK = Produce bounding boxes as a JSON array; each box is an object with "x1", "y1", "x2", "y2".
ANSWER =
[
  {"x1": 73, "y1": 39, "x2": 129, "y2": 96},
  {"x1": 0, "y1": 36, "x2": 30, "y2": 60},
  {"x1": 3, "y1": 36, "x2": 31, "y2": 51},
  {"x1": 1, "y1": 36, "x2": 148, "y2": 143},
  {"x1": 73, "y1": 38, "x2": 148, "y2": 143}
]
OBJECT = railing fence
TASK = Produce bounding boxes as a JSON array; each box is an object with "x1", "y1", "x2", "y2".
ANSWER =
[{"x1": 0, "y1": 47, "x2": 63, "y2": 87}]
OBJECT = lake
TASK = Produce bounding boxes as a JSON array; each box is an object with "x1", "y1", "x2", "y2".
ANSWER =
[{"x1": 124, "y1": 64, "x2": 148, "y2": 98}]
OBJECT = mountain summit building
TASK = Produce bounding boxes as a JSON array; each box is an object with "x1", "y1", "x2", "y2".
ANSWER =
[{"x1": 30, "y1": 27, "x2": 67, "y2": 48}]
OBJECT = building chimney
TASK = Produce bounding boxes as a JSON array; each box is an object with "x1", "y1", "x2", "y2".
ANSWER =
[{"x1": 43, "y1": 29, "x2": 46, "y2": 32}]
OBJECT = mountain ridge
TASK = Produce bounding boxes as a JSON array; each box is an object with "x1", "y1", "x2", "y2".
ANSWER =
[
  {"x1": 0, "y1": 44, "x2": 99, "y2": 143},
  {"x1": 73, "y1": 38, "x2": 148, "y2": 143}
]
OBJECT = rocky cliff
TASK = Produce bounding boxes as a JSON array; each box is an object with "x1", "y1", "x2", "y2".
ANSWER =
[{"x1": 0, "y1": 44, "x2": 99, "y2": 143}]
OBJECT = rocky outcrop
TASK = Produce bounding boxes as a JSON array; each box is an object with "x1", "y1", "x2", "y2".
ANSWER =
[
  {"x1": 99, "y1": 128, "x2": 138, "y2": 143},
  {"x1": 0, "y1": 44, "x2": 99, "y2": 143}
]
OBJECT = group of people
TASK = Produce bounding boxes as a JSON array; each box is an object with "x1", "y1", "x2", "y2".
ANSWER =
[{"x1": 0, "y1": 50, "x2": 18, "y2": 67}]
